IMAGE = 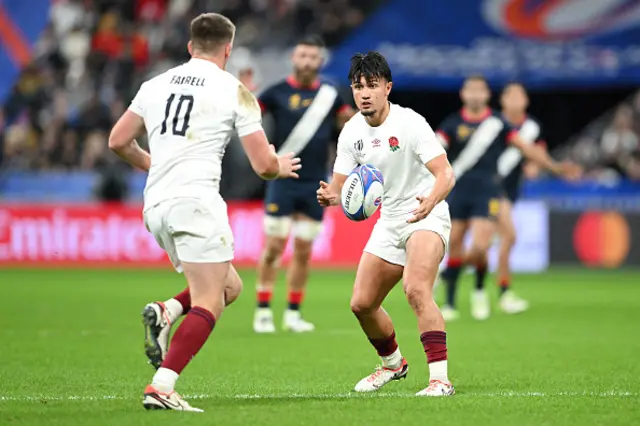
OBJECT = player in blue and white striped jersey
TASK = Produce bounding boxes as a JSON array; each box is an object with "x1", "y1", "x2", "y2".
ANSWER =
[
  {"x1": 436, "y1": 76, "x2": 581, "y2": 322},
  {"x1": 496, "y1": 83, "x2": 546, "y2": 314}
]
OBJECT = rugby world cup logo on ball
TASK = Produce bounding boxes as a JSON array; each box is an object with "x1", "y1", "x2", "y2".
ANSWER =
[
  {"x1": 482, "y1": 0, "x2": 640, "y2": 41},
  {"x1": 341, "y1": 165, "x2": 384, "y2": 221}
]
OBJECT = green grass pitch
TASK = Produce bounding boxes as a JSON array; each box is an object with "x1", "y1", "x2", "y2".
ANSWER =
[{"x1": 0, "y1": 267, "x2": 639, "y2": 426}]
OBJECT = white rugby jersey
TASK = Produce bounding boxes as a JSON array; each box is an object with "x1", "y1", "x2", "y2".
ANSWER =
[
  {"x1": 334, "y1": 103, "x2": 448, "y2": 221},
  {"x1": 128, "y1": 58, "x2": 263, "y2": 210}
]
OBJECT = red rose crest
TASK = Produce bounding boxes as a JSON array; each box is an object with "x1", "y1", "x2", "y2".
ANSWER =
[{"x1": 389, "y1": 136, "x2": 400, "y2": 152}]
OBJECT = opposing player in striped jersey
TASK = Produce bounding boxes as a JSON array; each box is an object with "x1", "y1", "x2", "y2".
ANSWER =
[
  {"x1": 251, "y1": 36, "x2": 353, "y2": 333},
  {"x1": 436, "y1": 75, "x2": 580, "y2": 321},
  {"x1": 496, "y1": 82, "x2": 546, "y2": 313},
  {"x1": 109, "y1": 13, "x2": 300, "y2": 411}
]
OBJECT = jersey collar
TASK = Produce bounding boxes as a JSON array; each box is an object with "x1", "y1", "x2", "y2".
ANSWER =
[
  {"x1": 188, "y1": 57, "x2": 221, "y2": 70},
  {"x1": 286, "y1": 75, "x2": 320, "y2": 90},
  {"x1": 461, "y1": 107, "x2": 492, "y2": 123}
]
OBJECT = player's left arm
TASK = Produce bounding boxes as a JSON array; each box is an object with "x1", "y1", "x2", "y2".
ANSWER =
[
  {"x1": 509, "y1": 131, "x2": 581, "y2": 180},
  {"x1": 408, "y1": 117, "x2": 456, "y2": 223},
  {"x1": 108, "y1": 110, "x2": 151, "y2": 172}
]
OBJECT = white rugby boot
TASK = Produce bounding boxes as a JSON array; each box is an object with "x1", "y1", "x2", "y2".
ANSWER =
[
  {"x1": 440, "y1": 305, "x2": 460, "y2": 322},
  {"x1": 500, "y1": 290, "x2": 529, "y2": 314},
  {"x1": 416, "y1": 380, "x2": 455, "y2": 397},
  {"x1": 471, "y1": 290, "x2": 491, "y2": 321},
  {"x1": 142, "y1": 302, "x2": 173, "y2": 369},
  {"x1": 354, "y1": 358, "x2": 409, "y2": 392},
  {"x1": 282, "y1": 309, "x2": 315, "y2": 332},
  {"x1": 142, "y1": 385, "x2": 203, "y2": 412},
  {"x1": 253, "y1": 308, "x2": 276, "y2": 333}
]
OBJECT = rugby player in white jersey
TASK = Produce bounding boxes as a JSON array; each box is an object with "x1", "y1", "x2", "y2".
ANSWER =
[
  {"x1": 108, "y1": 13, "x2": 300, "y2": 412},
  {"x1": 317, "y1": 52, "x2": 457, "y2": 396}
]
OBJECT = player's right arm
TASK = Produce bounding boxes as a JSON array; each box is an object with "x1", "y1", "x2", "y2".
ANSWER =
[
  {"x1": 509, "y1": 132, "x2": 582, "y2": 180},
  {"x1": 235, "y1": 83, "x2": 300, "y2": 180},
  {"x1": 317, "y1": 129, "x2": 355, "y2": 207},
  {"x1": 108, "y1": 83, "x2": 151, "y2": 171}
]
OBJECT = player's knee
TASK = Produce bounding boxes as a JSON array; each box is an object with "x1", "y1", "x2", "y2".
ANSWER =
[
  {"x1": 292, "y1": 240, "x2": 313, "y2": 265},
  {"x1": 224, "y1": 275, "x2": 243, "y2": 306},
  {"x1": 404, "y1": 284, "x2": 431, "y2": 314},
  {"x1": 292, "y1": 220, "x2": 323, "y2": 242},
  {"x1": 350, "y1": 298, "x2": 377, "y2": 317},
  {"x1": 502, "y1": 231, "x2": 516, "y2": 249},
  {"x1": 262, "y1": 238, "x2": 287, "y2": 267}
]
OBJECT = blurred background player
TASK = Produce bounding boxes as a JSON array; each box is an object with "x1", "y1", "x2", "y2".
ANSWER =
[
  {"x1": 436, "y1": 75, "x2": 497, "y2": 321},
  {"x1": 437, "y1": 76, "x2": 581, "y2": 321},
  {"x1": 109, "y1": 13, "x2": 301, "y2": 410},
  {"x1": 317, "y1": 51, "x2": 456, "y2": 396},
  {"x1": 246, "y1": 36, "x2": 354, "y2": 333},
  {"x1": 495, "y1": 82, "x2": 546, "y2": 313}
]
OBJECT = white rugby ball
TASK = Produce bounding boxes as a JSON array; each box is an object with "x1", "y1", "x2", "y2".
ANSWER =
[{"x1": 341, "y1": 164, "x2": 384, "y2": 221}]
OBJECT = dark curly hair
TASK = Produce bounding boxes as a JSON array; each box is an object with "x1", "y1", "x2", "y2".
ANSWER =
[{"x1": 348, "y1": 51, "x2": 392, "y2": 84}]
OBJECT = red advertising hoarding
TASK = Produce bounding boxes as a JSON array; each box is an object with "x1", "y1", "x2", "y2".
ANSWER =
[
  {"x1": 0, "y1": 201, "x2": 549, "y2": 271},
  {"x1": 0, "y1": 203, "x2": 375, "y2": 268}
]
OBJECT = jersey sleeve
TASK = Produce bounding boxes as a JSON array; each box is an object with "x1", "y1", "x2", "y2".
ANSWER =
[
  {"x1": 435, "y1": 115, "x2": 456, "y2": 148},
  {"x1": 128, "y1": 82, "x2": 148, "y2": 117},
  {"x1": 257, "y1": 85, "x2": 276, "y2": 113},
  {"x1": 235, "y1": 83, "x2": 264, "y2": 138},
  {"x1": 333, "y1": 128, "x2": 357, "y2": 175},
  {"x1": 412, "y1": 115, "x2": 446, "y2": 164}
]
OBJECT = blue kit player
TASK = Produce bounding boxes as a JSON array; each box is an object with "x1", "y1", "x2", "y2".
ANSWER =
[
  {"x1": 251, "y1": 36, "x2": 353, "y2": 333},
  {"x1": 436, "y1": 75, "x2": 580, "y2": 321}
]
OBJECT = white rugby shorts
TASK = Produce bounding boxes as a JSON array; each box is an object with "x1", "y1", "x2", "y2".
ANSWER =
[
  {"x1": 364, "y1": 210, "x2": 451, "y2": 267},
  {"x1": 143, "y1": 197, "x2": 234, "y2": 272}
]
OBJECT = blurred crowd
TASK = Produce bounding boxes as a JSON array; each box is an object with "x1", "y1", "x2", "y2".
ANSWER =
[
  {"x1": 2, "y1": 0, "x2": 639, "y2": 186},
  {"x1": 569, "y1": 92, "x2": 640, "y2": 182},
  {"x1": 0, "y1": 0, "x2": 379, "y2": 173}
]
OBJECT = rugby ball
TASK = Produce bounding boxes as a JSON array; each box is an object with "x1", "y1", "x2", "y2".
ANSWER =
[{"x1": 341, "y1": 164, "x2": 384, "y2": 221}]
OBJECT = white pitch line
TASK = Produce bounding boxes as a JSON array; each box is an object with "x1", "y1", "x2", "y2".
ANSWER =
[{"x1": 0, "y1": 391, "x2": 636, "y2": 402}]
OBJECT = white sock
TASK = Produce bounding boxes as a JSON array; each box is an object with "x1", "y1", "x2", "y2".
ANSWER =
[
  {"x1": 428, "y1": 360, "x2": 449, "y2": 382},
  {"x1": 151, "y1": 367, "x2": 179, "y2": 393},
  {"x1": 164, "y1": 298, "x2": 183, "y2": 323},
  {"x1": 381, "y1": 347, "x2": 403, "y2": 369}
]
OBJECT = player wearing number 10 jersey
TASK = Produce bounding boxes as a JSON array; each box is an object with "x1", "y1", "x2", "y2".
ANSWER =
[{"x1": 108, "y1": 13, "x2": 300, "y2": 412}]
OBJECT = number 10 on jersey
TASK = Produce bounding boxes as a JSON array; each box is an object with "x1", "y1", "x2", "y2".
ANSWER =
[{"x1": 161, "y1": 94, "x2": 194, "y2": 137}]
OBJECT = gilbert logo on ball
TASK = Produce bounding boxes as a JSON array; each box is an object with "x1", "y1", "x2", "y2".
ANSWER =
[{"x1": 341, "y1": 165, "x2": 384, "y2": 221}]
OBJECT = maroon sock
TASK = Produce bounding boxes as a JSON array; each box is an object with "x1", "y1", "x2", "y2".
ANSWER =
[
  {"x1": 368, "y1": 331, "x2": 399, "y2": 357},
  {"x1": 173, "y1": 288, "x2": 191, "y2": 314},
  {"x1": 161, "y1": 306, "x2": 216, "y2": 374},
  {"x1": 420, "y1": 331, "x2": 447, "y2": 363}
]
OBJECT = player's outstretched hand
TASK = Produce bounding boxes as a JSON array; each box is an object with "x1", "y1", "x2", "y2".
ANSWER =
[
  {"x1": 277, "y1": 152, "x2": 301, "y2": 179},
  {"x1": 559, "y1": 161, "x2": 583, "y2": 181},
  {"x1": 408, "y1": 195, "x2": 436, "y2": 224},
  {"x1": 317, "y1": 181, "x2": 339, "y2": 207}
]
